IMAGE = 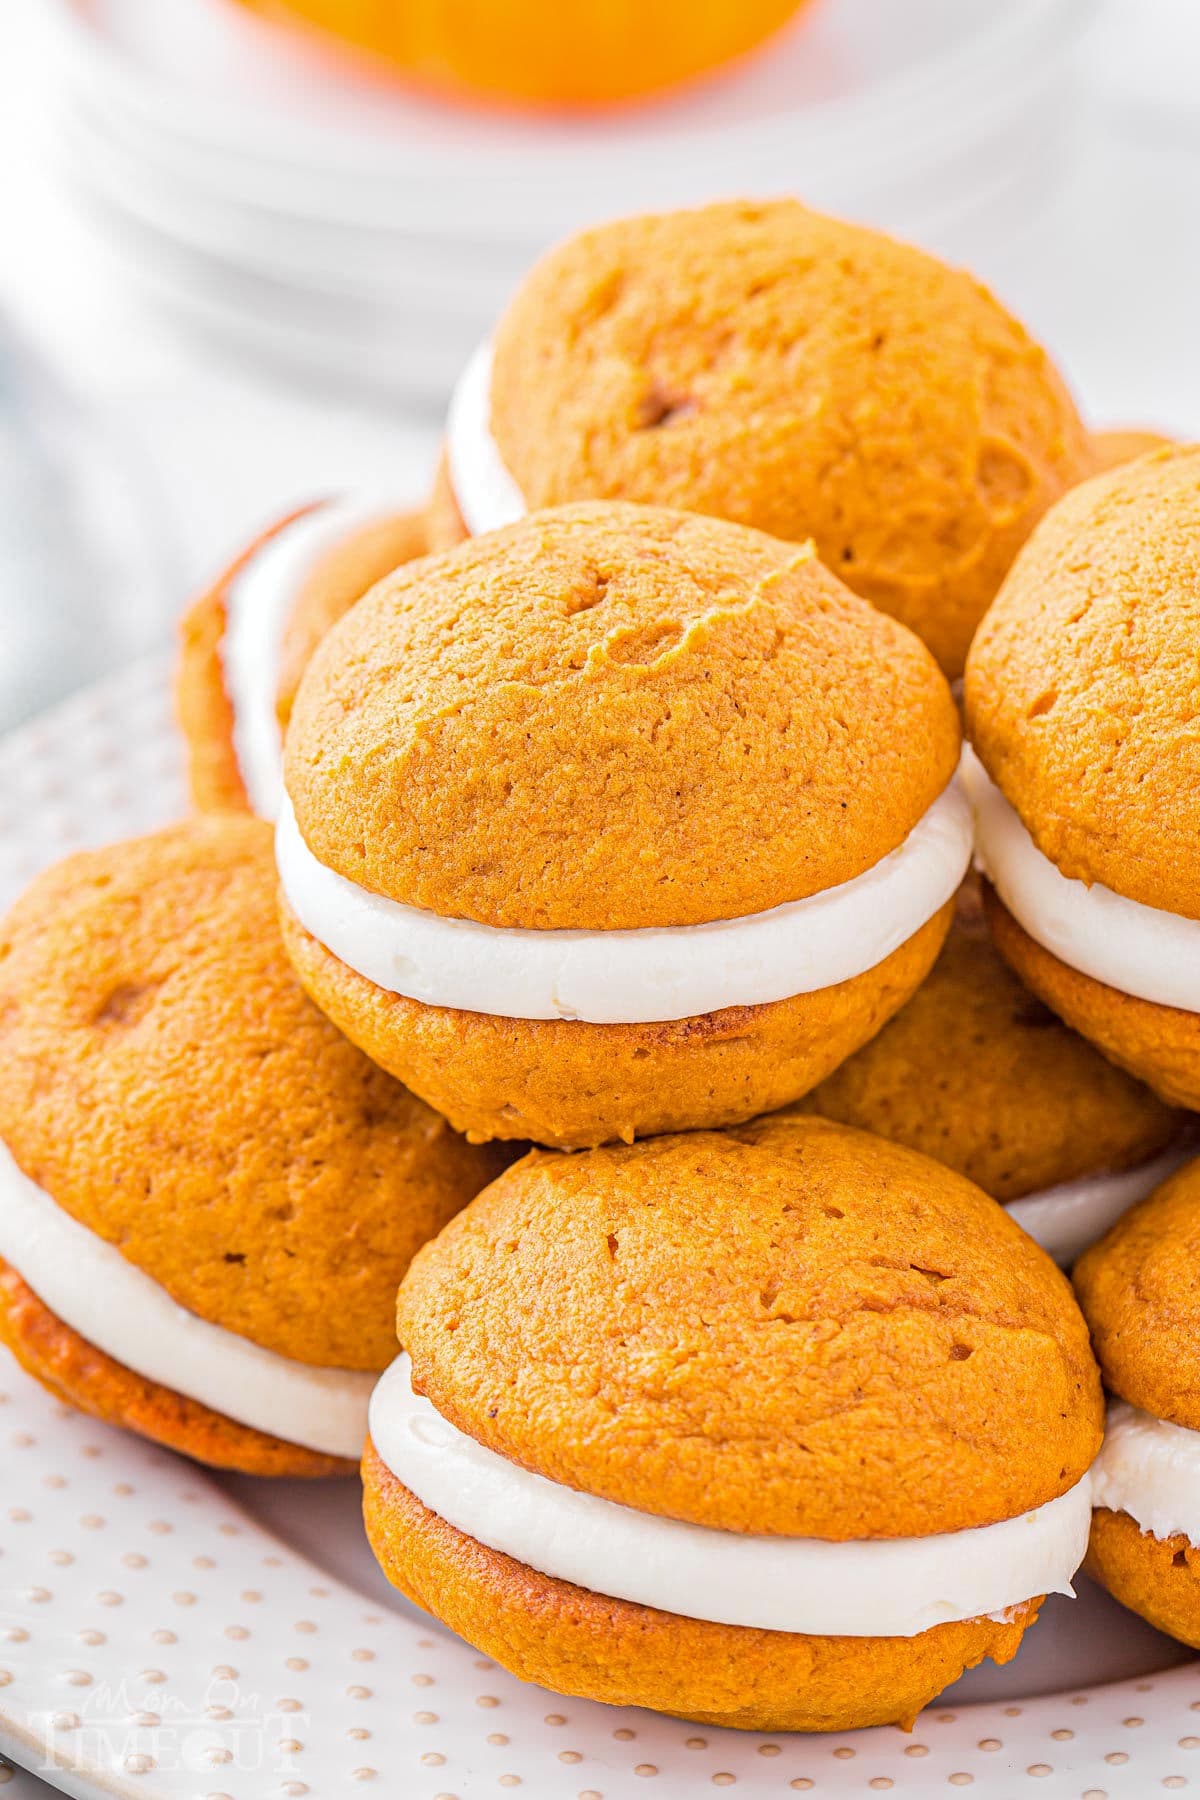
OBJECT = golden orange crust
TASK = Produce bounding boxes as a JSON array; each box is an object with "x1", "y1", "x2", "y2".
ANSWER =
[
  {"x1": 395, "y1": 1114, "x2": 1103, "y2": 1537},
  {"x1": 0, "y1": 1260, "x2": 350, "y2": 1477},
  {"x1": 0, "y1": 817, "x2": 509, "y2": 1371},
  {"x1": 285, "y1": 502, "x2": 960, "y2": 929},
  {"x1": 1074, "y1": 1158, "x2": 1200, "y2": 1428},
  {"x1": 361, "y1": 1444, "x2": 1040, "y2": 1732},
  {"x1": 966, "y1": 446, "x2": 1200, "y2": 919},
  {"x1": 176, "y1": 511, "x2": 319, "y2": 812},
  {"x1": 274, "y1": 507, "x2": 432, "y2": 731},
  {"x1": 1085, "y1": 1508, "x2": 1200, "y2": 1649},
  {"x1": 490, "y1": 201, "x2": 1090, "y2": 678},
  {"x1": 803, "y1": 885, "x2": 1180, "y2": 1201},
  {"x1": 986, "y1": 887, "x2": 1200, "y2": 1112},
  {"x1": 280, "y1": 897, "x2": 952, "y2": 1148},
  {"x1": 425, "y1": 446, "x2": 469, "y2": 552},
  {"x1": 1089, "y1": 428, "x2": 1174, "y2": 475}
]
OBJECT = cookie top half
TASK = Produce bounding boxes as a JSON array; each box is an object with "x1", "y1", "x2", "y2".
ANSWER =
[
  {"x1": 396, "y1": 1115, "x2": 1102, "y2": 1540},
  {"x1": 966, "y1": 446, "x2": 1200, "y2": 919},
  {"x1": 1074, "y1": 1157, "x2": 1200, "y2": 1427},
  {"x1": 284, "y1": 502, "x2": 959, "y2": 931},
  {"x1": 0, "y1": 816, "x2": 507, "y2": 1370},
  {"x1": 488, "y1": 200, "x2": 1091, "y2": 676}
]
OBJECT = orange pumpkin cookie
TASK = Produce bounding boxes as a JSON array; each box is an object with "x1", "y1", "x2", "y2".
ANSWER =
[
  {"x1": 280, "y1": 502, "x2": 966, "y2": 1147},
  {"x1": 1076, "y1": 1158, "x2": 1200, "y2": 1646},
  {"x1": 0, "y1": 816, "x2": 507, "y2": 1475},
  {"x1": 443, "y1": 199, "x2": 1091, "y2": 676},
  {"x1": 177, "y1": 497, "x2": 430, "y2": 819},
  {"x1": 803, "y1": 881, "x2": 1185, "y2": 1263},
  {"x1": 364, "y1": 1115, "x2": 1102, "y2": 1730},
  {"x1": 965, "y1": 446, "x2": 1200, "y2": 1109}
]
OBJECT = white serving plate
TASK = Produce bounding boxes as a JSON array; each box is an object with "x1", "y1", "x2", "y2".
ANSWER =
[{"x1": 2, "y1": 661, "x2": 1200, "y2": 1799}]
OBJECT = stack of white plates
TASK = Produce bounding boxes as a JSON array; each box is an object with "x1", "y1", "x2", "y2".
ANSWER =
[{"x1": 49, "y1": 0, "x2": 1087, "y2": 409}]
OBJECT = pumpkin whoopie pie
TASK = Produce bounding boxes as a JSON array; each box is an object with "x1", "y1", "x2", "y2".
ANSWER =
[
  {"x1": 363, "y1": 1115, "x2": 1103, "y2": 1732},
  {"x1": 803, "y1": 881, "x2": 1188, "y2": 1263},
  {"x1": 1076, "y1": 1158, "x2": 1200, "y2": 1647},
  {"x1": 278, "y1": 502, "x2": 969, "y2": 1149},
  {"x1": 437, "y1": 198, "x2": 1093, "y2": 677},
  {"x1": 965, "y1": 445, "x2": 1200, "y2": 1113},
  {"x1": 0, "y1": 816, "x2": 507, "y2": 1475},
  {"x1": 177, "y1": 497, "x2": 430, "y2": 819}
]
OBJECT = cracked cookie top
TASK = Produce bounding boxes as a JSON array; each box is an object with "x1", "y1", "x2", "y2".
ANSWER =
[
  {"x1": 488, "y1": 199, "x2": 1091, "y2": 679},
  {"x1": 396, "y1": 1114, "x2": 1103, "y2": 1537},
  {"x1": 283, "y1": 501, "x2": 959, "y2": 931},
  {"x1": 0, "y1": 816, "x2": 509, "y2": 1369}
]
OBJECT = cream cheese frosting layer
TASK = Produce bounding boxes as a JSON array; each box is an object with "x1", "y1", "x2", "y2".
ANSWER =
[
  {"x1": 277, "y1": 776, "x2": 971, "y2": 1025},
  {"x1": 369, "y1": 1353, "x2": 1091, "y2": 1637},
  {"x1": 1007, "y1": 1140, "x2": 1194, "y2": 1267},
  {"x1": 0, "y1": 1140, "x2": 372, "y2": 1459},
  {"x1": 964, "y1": 749, "x2": 1200, "y2": 1015},
  {"x1": 1091, "y1": 1401, "x2": 1200, "y2": 1546},
  {"x1": 223, "y1": 495, "x2": 397, "y2": 821},
  {"x1": 445, "y1": 341, "x2": 527, "y2": 537}
]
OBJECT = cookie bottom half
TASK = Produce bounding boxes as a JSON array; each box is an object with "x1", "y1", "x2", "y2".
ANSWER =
[
  {"x1": 362, "y1": 1442, "x2": 1040, "y2": 1733},
  {"x1": 0, "y1": 1259, "x2": 354, "y2": 1477},
  {"x1": 282, "y1": 900, "x2": 953, "y2": 1148},
  {"x1": 1086, "y1": 1506, "x2": 1200, "y2": 1649},
  {"x1": 985, "y1": 887, "x2": 1200, "y2": 1111}
]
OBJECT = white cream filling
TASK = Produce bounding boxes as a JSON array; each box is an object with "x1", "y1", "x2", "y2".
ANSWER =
[
  {"x1": 1091, "y1": 1401, "x2": 1200, "y2": 1546},
  {"x1": 964, "y1": 748, "x2": 1200, "y2": 1015},
  {"x1": 1006, "y1": 1139, "x2": 1195, "y2": 1267},
  {"x1": 222, "y1": 495, "x2": 397, "y2": 822},
  {"x1": 445, "y1": 341, "x2": 527, "y2": 537},
  {"x1": 369, "y1": 1353, "x2": 1092, "y2": 1638},
  {"x1": 276, "y1": 776, "x2": 971, "y2": 1026},
  {"x1": 0, "y1": 1140, "x2": 372, "y2": 1460}
]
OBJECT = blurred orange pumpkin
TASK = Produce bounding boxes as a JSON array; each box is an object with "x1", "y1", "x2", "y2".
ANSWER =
[{"x1": 231, "y1": 0, "x2": 811, "y2": 109}]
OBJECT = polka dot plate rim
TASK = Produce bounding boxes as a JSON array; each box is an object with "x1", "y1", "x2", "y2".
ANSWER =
[{"x1": 1, "y1": 659, "x2": 1199, "y2": 1800}]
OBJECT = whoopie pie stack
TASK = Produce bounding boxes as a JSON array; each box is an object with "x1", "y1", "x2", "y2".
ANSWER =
[
  {"x1": 265, "y1": 197, "x2": 1147, "y2": 1731},
  {"x1": 5, "y1": 194, "x2": 1189, "y2": 1736}
]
